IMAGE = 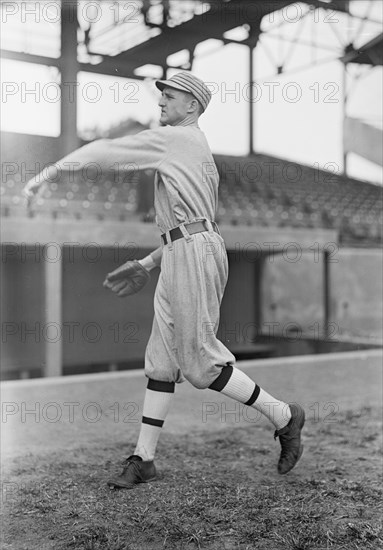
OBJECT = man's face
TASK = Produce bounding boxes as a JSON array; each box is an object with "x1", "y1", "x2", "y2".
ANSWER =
[{"x1": 158, "y1": 87, "x2": 194, "y2": 126}]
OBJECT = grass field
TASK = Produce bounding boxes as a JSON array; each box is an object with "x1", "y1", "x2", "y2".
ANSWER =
[{"x1": 2, "y1": 403, "x2": 382, "y2": 550}]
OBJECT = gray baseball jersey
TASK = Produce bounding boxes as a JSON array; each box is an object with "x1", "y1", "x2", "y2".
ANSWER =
[{"x1": 56, "y1": 124, "x2": 236, "y2": 387}]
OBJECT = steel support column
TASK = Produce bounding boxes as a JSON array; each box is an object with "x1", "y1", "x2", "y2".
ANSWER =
[
  {"x1": 60, "y1": 3, "x2": 79, "y2": 155},
  {"x1": 249, "y1": 45, "x2": 254, "y2": 156}
]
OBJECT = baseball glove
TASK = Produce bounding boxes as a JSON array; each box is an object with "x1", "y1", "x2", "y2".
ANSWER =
[{"x1": 103, "y1": 260, "x2": 150, "y2": 297}]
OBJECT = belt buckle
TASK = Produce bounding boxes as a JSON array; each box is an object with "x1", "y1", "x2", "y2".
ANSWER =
[{"x1": 162, "y1": 220, "x2": 217, "y2": 245}]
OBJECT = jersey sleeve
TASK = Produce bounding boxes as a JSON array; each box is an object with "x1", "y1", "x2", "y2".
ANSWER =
[{"x1": 54, "y1": 127, "x2": 172, "y2": 177}]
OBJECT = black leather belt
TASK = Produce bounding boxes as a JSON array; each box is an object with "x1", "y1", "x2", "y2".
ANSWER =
[{"x1": 161, "y1": 220, "x2": 219, "y2": 245}]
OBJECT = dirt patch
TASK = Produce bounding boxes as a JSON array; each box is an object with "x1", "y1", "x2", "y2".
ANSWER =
[{"x1": 2, "y1": 406, "x2": 382, "y2": 550}]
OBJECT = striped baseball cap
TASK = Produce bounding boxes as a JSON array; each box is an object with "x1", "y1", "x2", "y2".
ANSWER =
[{"x1": 155, "y1": 72, "x2": 212, "y2": 112}]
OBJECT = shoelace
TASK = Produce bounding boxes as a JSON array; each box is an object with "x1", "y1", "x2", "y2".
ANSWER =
[
  {"x1": 121, "y1": 458, "x2": 144, "y2": 479},
  {"x1": 279, "y1": 442, "x2": 294, "y2": 459}
]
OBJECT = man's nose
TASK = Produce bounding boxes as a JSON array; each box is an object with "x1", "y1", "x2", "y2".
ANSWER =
[{"x1": 158, "y1": 97, "x2": 165, "y2": 107}]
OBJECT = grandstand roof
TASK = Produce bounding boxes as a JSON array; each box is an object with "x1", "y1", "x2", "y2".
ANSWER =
[
  {"x1": 105, "y1": 0, "x2": 293, "y2": 75},
  {"x1": 1, "y1": 0, "x2": 360, "y2": 79},
  {"x1": 82, "y1": 0, "x2": 354, "y2": 79}
]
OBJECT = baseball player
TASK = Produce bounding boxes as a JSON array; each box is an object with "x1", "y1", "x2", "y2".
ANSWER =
[{"x1": 24, "y1": 72, "x2": 305, "y2": 490}]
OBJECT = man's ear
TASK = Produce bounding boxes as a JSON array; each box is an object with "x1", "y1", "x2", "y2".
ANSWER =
[{"x1": 188, "y1": 99, "x2": 199, "y2": 114}]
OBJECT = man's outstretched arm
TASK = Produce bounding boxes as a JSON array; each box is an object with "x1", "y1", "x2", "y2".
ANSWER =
[{"x1": 23, "y1": 128, "x2": 170, "y2": 200}]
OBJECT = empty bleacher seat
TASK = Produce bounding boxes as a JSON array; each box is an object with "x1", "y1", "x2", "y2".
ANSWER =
[{"x1": 214, "y1": 154, "x2": 382, "y2": 247}]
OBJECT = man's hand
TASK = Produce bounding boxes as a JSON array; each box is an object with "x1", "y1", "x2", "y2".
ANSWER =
[
  {"x1": 22, "y1": 164, "x2": 59, "y2": 206},
  {"x1": 22, "y1": 177, "x2": 44, "y2": 207},
  {"x1": 103, "y1": 260, "x2": 151, "y2": 297}
]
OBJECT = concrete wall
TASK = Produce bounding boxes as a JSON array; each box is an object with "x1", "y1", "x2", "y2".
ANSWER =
[
  {"x1": 330, "y1": 248, "x2": 383, "y2": 338},
  {"x1": 219, "y1": 252, "x2": 259, "y2": 349},
  {"x1": 0, "y1": 245, "x2": 158, "y2": 376},
  {"x1": 1, "y1": 248, "x2": 45, "y2": 374},
  {"x1": 261, "y1": 247, "x2": 383, "y2": 340},
  {"x1": 261, "y1": 251, "x2": 325, "y2": 336},
  {"x1": 61, "y1": 246, "x2": 158, "y2": 368}
]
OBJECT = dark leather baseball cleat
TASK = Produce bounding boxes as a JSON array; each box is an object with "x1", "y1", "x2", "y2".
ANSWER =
[
  {"x1": 107, "y1": 455, "x2": 156, "y2": 489},
  {"x1": 274, "y1": 403, "x2": 305, "y2": 475}
]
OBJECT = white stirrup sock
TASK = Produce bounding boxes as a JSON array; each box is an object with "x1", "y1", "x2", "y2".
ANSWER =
[
  {"x1": 209, "y1": 365, "x2": 291, "y2": 430},
  {"x1": 134, "y1": 379, "x2": 175, "y2": 461}
]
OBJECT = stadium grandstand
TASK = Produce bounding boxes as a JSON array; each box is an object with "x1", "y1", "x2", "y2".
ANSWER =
[
  {"x1": 1, "y1": 0, "x2": 382, "y2": 380},
  {"x1": 2, "y1": 145, "x2": 382, "y2": 245}
]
